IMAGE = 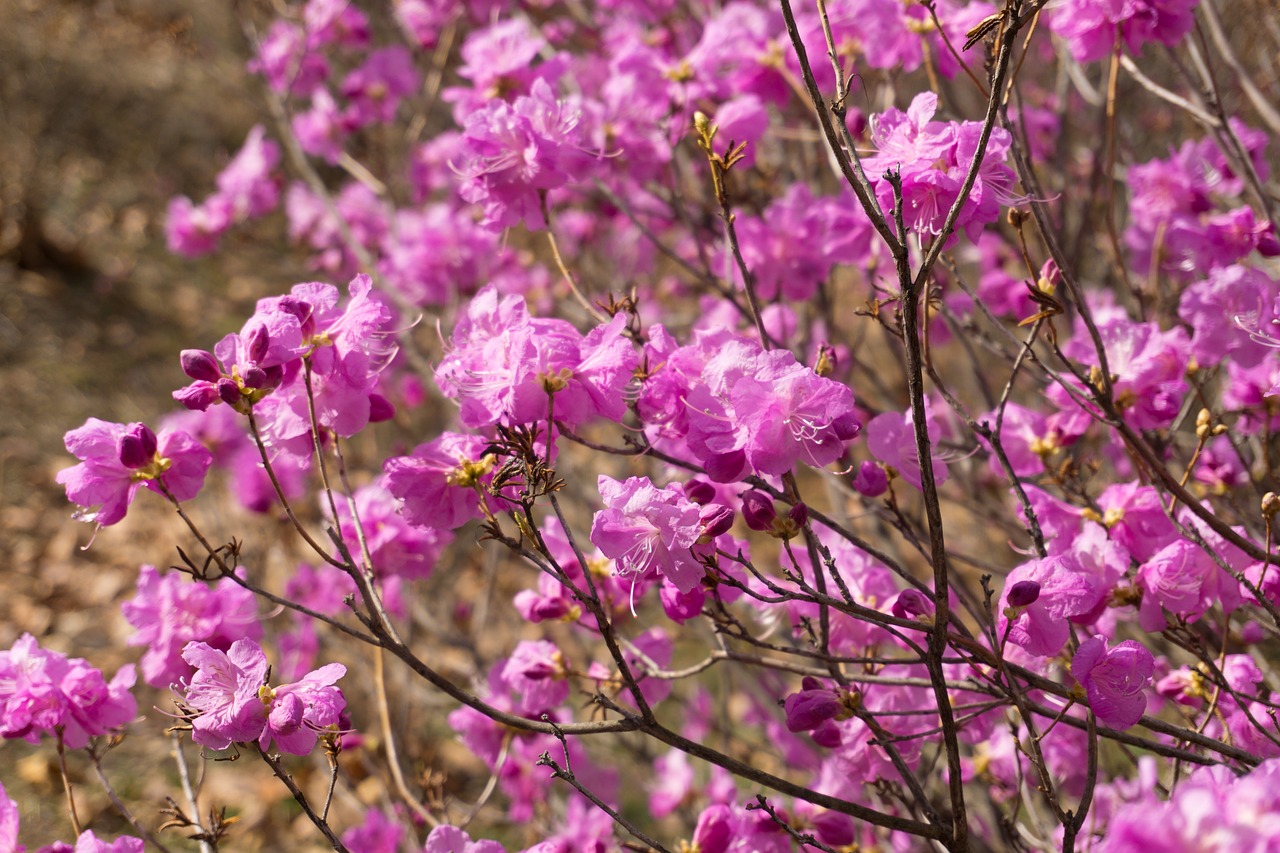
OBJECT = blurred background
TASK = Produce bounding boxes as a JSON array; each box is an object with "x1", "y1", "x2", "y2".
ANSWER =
[{"x1": 0, "y1": 1, "x2": 336, "y2": 847}]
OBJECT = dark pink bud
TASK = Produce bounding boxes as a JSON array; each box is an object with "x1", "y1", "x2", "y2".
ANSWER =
[
  {"x1": 117, "y1": 423, "x2": 158, "y2": 469},
  {"x1": 787, "y1": 502, "x2": 808, "y2": 529},
  {"x1": 812, "y1": 812, "x2": 855, "y2": 847},
  {"x1": 244, "y1": 323, "x2": 270, "y2": 364},
  {"x1": 891, "y1": 588, "x2": 934, "y2": 620},
  {"x1": 1258, "y1": 228, "x2": 1280, "y2": 257},
  {"x1": 217, "y1": 378, "x2": 242, "y2": 406},
  {"x1": 368, "y1": 393, "x2": 395, "y2": 422},
  {"x1": 241, "y1": 367, "x2": 270, "y2": 389},
  {"x1": 1007, "y1": 580, "x2": 1041, "y2": 607},
  {"x1": 683, "y1": 478, "x2": 717, "y2": 505},
  {"x1": 529, "y1": 598, "x2": 574, "y2": 621},
  {"x1": 800, "y1": 675, "x2": 823, "y2": 691},
  {"x1": 699, "y1": 504, "x2": 735, "y2": 540},
  {"x1": 174, "y1": 382, "x2": 220, "y2": 411},
  {"x1": 852, "y1": 460, "x2": 888, "y2": 497},
  {"x1": 741, "y1": 490, "x2": 776, "y2": 531},
  {"x1": 783, "y1": 687, "x2": 841, "y2": 732},
  {"x1": 692, "y1": 804, "x2": 733, "y2": 853},
  {"x1": 180, "y1": 349, "x2": 221, "y2": 382}
]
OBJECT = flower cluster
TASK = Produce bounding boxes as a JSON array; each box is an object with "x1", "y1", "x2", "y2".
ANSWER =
[
  {"x1": 179, "y1": 638, "x2": 346, "y2": 755},
  {"x1": 57, "y1": 420, "x2": 212, "y2": 527},
  {"x1": 0, "y1": 635, "x2": 136, "y2": 749}
]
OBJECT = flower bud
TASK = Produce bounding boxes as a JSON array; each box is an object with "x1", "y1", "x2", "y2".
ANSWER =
[
  {"x1": 180, "y1": 349, "x2": 221, "y2": 382},
  {"x1": 241, "y1": 366, "x2": 270, "y2": 389},
  {"x1": 260, "y1": 365, "x2": 285, "y2": 390},
  {"x1": 852, "y1": 460, "x2": 888, "y2": 497},
  {"x1": 1006, "y1": 580, "x2": 1042, "y2": 607},
  {"x1": 740, "y1": 490, "x2": 776, "y2": 532},
  {"x1": 269, "y1": 692, "x2": 305, "y2": 735},
  {"x1": 117, "y1": 423, "x2": 158, "y2": 469},
  {"x1": 787, "y1": 502, "x2": 808, "y2": 529},
  {"x1": 811, "y1": 811, "x2": 855, "y2": 847},
  {"x1": 368, "y1": 393, "x2": 395, "y2": 423},
  {"x1": 217, "y1": 377, "x2": 242, "y2": 406},
  {"x1": 276, "y1": 296, "x2": 314, "y2": 336},
  {"x1": 1257, "y1": 229, "x2": 1280, "y2": 257},
  {"x1": 691, "y1": 804, "x2": 733, "y2": 853},
  {"x1": 1263, "y1": 492, "x2": 1280, "y2": 518},
  {"x1": 811, "y1": 718, "x2": 841, "y2": 748},
  {"x1": 1037, "y1": 258, "x2": 1062, "y2": 292},
  {"x1": 891, "y1": 588, "x2": 934, "y2": 620},
  {"x1": 784, "y1": 685, "x2": 842, "y2": 732},
  {"x1": 683, "y1": 478, "x2": 717, "y2": 505},
  {"x1": 699, "y1": 504, "x2": 735, "y2": 541}
]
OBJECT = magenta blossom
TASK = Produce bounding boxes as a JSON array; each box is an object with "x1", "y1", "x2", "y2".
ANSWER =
[
  {"x1": 181, "y1": 638, "x2": 346, "y2": 755},
  {"x1": 998, "y1": 556, "x2": 1109, "y2": 657},
  {"x1": 57, "y1": 419, "x2": 212, "y2": 527},
  {"x1": 383, "y1": 432, "x2": 497, "y2": 531},
  {"x1": 1072, "y1": 636, "x2": 1155, "y2": 730},
  {"x1": 121, "y1": 565, "x2": 262, "y2": 689},
  {"x1": 424, "y1": 825, "x2": 507, "y2": 853},
  {"x1": 0, "y1": 634, "x2": 136, "y2": 749},
  {"x1": 589, "y1": 475, "x2": 705, "y2": 595}
]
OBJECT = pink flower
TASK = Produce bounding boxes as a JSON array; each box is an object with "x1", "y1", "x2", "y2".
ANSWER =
[
  {"x1": 1072, "y1": 636, "x2": 1155, "y2": 730},
  {"x1": 866, "y1": 406, "x2": 949, "y2": 492},
  {"x1": 0, "y1": 634, "x2": 136, "y2": 749},
  {"x1": 260, "y1": 661, "x2": 347, "y2": 755},
  {"x1": 57, "y1": 419, "x2": 212, "y2": 526},
  {"x1": 341, "y1": 808, "x2": 402, "y2": 853},
  {"x1": 589, "y1": 475, "x2": 705, "y2": 595},
  {"x1": 121, "y1": 565, "x2": 262, "y2": 689},
  {"x1": 424, "y1": 825, "x2": 507, "y2": 853},
  {"x1": 452, "y1": 79, "x2": 589, "y2": 230},
  {"x1": 181, "y1": 639, "x2": 271, "y2": 751},
  {"x1": 213, "y1": 125, "x2": 281, "y2": 220},
  {"x1": 998, "y1": 556, "x2": 1109, "y2": 657},
  {"x1": 383, "y1": 432, "x2": 495, "y2": 530},
  {"x1": 340, "y1": 47, "x2": 420, "y2": 128},
  {"x1": 181, "y1": 639, "x2": 345, "y2": 755}
]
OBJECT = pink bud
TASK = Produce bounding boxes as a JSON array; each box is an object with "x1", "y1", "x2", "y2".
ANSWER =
[
  {"x1": 741, "y1": 490, "x2": 776, "y2": 532},
  {"x1": 852, "y1": 460, "x2": 888, "y2": 497},
  {"x1": 217, "y1": 378, "x2": 242, "y2": 406},
  {"x1": 180, "y1": 349, "x2": 221, "y2": 382},
  {"x1": 683, "y1": 479, "x2": 717, "y2": 505},
  {"x1": 699, "y1": 504, "x2": 735, "y2": 540},
  {"x1": 1007, "y1": 580, "x2": 1041, "y2": 607},
  {"x1": 117, "y1": 423, "x2": 158, "y2": 469},
  {"x1": 891, "y1": 588, "x2": 934, "y2": 620}
]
